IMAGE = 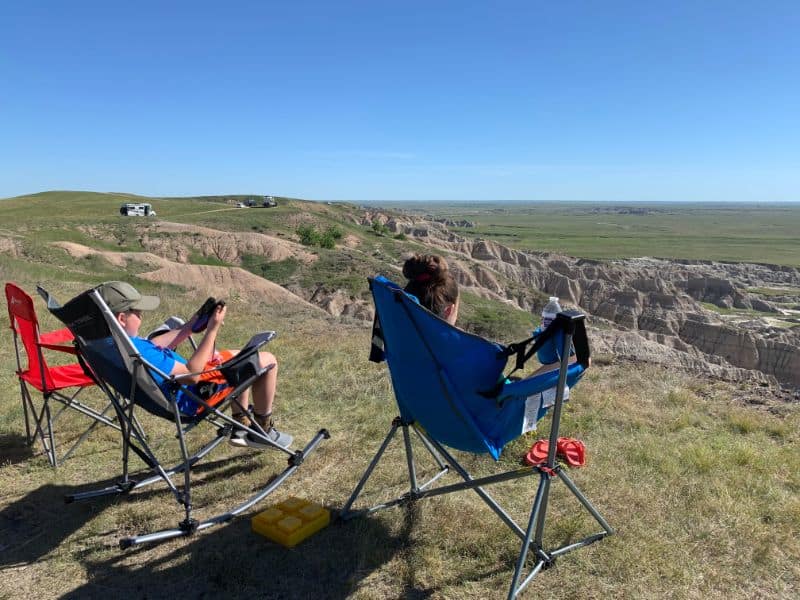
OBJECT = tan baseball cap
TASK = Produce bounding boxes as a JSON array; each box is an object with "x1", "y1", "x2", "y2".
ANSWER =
[{"x1": 96, "y1": 281, "x2": 160, "y2": 314}]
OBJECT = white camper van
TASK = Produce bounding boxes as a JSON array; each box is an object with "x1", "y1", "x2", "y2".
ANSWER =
[{"x1": 119, "y1": 203, "x2": 156, "y2": 217}]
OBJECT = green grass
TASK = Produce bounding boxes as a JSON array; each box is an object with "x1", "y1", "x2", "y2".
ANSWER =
[
  {"x1": 699, "y1": 302, "x2": 766, "y2": 316},
  {"x1": 369, "y1": 201, "x2": 800, "y2": 267},
  {"x1": 747, "y1": 286, "x2": 800, "y2": 297},
  {"x1": 1, "y1": 192, "x2": 799, "y2": 598},
  {"x1": 240, "y1": 255, "x2": 301, "y2": 285},
  {"x1": 2, "y1": 305, "x2": 797, "y2": 598},
  {"x1": 458, "y1": 291, "x2": 535, "y2": 341}
]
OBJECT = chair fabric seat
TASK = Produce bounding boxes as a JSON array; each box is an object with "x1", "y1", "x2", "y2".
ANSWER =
[
  {"x1": 20, "y1": 362, "x2": 95, "y2": 392},
  {"x1": 371, "y1": 276, "x2": 585, "y2": 460}
]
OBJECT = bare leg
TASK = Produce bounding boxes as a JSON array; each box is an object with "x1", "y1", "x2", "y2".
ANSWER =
[
  {"x1": 233, "y1": 351, "x2": 291, "y2": 448},
  {"x1": 252, "y1": 351, "x2": 278, "y2": 418},
  {"x1": 531, "y1": 355, "x2": 577, "y2": 376},
  {"x1": 219, "y1": 350, "x2": 251, "y2": 416}
]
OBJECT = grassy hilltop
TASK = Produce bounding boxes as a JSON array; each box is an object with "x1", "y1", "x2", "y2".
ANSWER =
[{"x1": 0, "y1": 192, "x2": 798, "y2": 599}]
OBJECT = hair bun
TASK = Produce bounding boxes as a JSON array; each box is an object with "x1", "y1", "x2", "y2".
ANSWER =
[{"x1": 403, "y1": 254, "x2": 448, "y2": 282}]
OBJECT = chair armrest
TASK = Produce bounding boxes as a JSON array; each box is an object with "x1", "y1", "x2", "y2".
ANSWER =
[
  {"x1": 217, "y1": 332, "x2": 277, "y2": 386},
  {"x1": 39, "y1": 327, "x2": 78, "y2": 354},
  {"x1": 38, "y1": 342, "x2": 79, "y2": 354},
  {"x1": 39, "y1": 326, "x2": 74, "y2": 345},
  {"x1": 172, "y1": 332, "x2": 277, "y2": 385}
]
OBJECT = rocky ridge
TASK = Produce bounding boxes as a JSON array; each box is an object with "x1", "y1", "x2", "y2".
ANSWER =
[
  {"x1": 362, "y1": 210, "x2": 800, "y2": 390},
  {"x1": 46, "y1": 210, "x2": 800, "y2": 392}
]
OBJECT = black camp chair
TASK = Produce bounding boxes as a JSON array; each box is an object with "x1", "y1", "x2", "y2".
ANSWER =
[
  {"x1": 41, "y1": 284, "x2": 329, "y2": 548},
  {"x1": 342, "y1": 276, "x2": 613, "y2": 599}
]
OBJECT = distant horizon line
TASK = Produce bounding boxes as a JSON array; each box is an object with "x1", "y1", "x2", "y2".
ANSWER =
[
  {"x1": 354, "y1": 199, "x2": 800, "y2": 204},
  {"x1": 2, "y1": 190, "x2": 799, "y2": 205}
]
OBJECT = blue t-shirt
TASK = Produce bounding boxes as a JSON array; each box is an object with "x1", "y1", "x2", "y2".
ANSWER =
[
  {"x1": 131, "y1": 337, "x2": 201, "y2": 415},
  {"x1": 131, "y1": 337, "x2": 184, "y2": 384}
]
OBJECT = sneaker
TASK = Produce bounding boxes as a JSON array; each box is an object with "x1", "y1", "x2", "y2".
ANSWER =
[
  {"x1": 241, "y1": 426, "x2": 293, "y2": 450},
  {"x1": 228, "y1": 413, "x2": 252, "y2": 447}
]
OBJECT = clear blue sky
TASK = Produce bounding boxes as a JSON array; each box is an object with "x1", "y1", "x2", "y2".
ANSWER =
[{"x1": 2, "y1": 1, "x2": 798, "y2": 202}]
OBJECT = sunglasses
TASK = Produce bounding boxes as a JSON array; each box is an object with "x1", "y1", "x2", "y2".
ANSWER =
[{"x1": 126, "y1": 308, "x2": 143, "y2": 318}]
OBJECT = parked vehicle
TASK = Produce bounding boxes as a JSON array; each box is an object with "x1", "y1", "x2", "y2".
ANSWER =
[{"x1": 119, "y1": 203, "x2": 156, "y2": 217}]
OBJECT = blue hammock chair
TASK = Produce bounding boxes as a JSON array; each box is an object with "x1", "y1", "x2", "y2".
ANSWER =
[{"x1": 342, "y1": 276, "x2": 613, "y2": 598}]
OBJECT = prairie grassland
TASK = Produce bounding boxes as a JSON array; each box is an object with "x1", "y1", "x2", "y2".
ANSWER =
[
  {"x1": 1, "y1": 277, "x2": 797, "y2": 599},
  {"x1": 0, "y1": 194, "x2": 798, "y2": 598},
  {"x1": 376, "y1": 201, "x2": 800, "y2": 267}
]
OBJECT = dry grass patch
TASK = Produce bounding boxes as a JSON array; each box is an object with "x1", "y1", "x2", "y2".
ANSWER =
[{"x1": 1, "y1": 282, "x2": 799, "y2": 598}]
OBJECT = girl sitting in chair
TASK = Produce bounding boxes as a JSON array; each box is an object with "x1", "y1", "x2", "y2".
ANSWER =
[{"x1": 402, "y1": 254, "x2": 574, "y2": 375}]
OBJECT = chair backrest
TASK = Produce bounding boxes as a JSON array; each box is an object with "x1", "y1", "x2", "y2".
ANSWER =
[
  {"x1": 43, "y1": 286, "x2": 176, "y2": 419},
  {"x1": 6, "y1": 282, "x2": 57, "y2": 390},
  {"x1": 370, "y1": 276, "x2": 587, "y2": 459}
]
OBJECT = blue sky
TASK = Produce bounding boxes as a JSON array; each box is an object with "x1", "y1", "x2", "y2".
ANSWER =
[{"x1": 1, "y1": 1, "x2": 798, "y2": 202}]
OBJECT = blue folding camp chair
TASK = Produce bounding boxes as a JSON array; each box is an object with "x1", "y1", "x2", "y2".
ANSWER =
[
  {"x1": 342, "y1": 276, "x2": 613, "y2": 599},
  {"x1": 40, "y1": 285, "x2": 329, "y2": 548}
]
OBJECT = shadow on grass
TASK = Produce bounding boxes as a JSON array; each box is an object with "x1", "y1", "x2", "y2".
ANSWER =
[
  {"x1": 0, "y1": 482, "x2": 108, "y2": 568},
  {"x1": 62, "y1": 500, "x2": 511, "y2": 599},
  {"x1": 0, "y1": 453, "x2": 270, "y2": 570},
  {"x1": 0, "y1": 432, "x2": 35, "y2": 465},
  {"x1": 2, "y1": 474, "x2": 513, "y2": 598},
  {"x1": 60, "y1": 505, "x2": 422, "y2": 599}
]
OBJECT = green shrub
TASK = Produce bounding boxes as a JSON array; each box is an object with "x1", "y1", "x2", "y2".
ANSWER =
[
  {"x1": 371, "y1": 221, "x2": 390, "y2": 236},
  {"x1": 240, "y1": 255, "x2": 300, "y2": 284},
  {"x1": 297, "y1": 224, "x2": 320, "y2": 246},
  {"x1": 188, "y1": 251, "x2": 228, "y2": 267},
  {"x1": 298, "y1": 224, "x2": 342, "y2": 248},
  {"x1": 319, "y1": 226, "x2": 342, "y2": 249},
  {"x1": 458, "y1": 292, "x2": 533, "y2": 341}
]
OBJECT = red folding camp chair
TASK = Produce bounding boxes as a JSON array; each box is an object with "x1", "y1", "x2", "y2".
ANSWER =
[{"x1": 5, "y1": 282, "x2": 116, "y2": 466}]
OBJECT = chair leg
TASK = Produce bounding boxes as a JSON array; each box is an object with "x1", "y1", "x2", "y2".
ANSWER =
[
  {"x1": 341, "y1": 418, "x2": 450, "y2": 520},
  {"x1": 27, "y1": 390, "x2": 57, "y2": 467},
  {"x1": 60, "y1": 401, "x2": 116, "y2": 463},
  {"x1": 506, "y1": 466, "x2": 614, "y2": 599},
  {"x1": 44, "y1": 401, "x2": 57, "y2": 467},
  {"x1": 340, "y1": 419, "x2": 402, "y2": 518},
  {"x1": 508, "y1": 471, "x2": 551, "y2": 599},
  {"x1": 342, "y1": 419, "x2": 613, "y2": 599},
  {"x1": 119, "y1": 428, "x2": 330, "y2": 548},
  {"x1": 18, "y1": 379, "x2": 34, "y2": 444}
]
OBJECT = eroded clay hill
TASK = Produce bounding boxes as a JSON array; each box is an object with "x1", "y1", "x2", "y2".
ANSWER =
[
  {"x1": 41, "y1": 209, "x2": 800, "y2": 393},
  {"x1": 52, "y1": 240, "x2": 324, "y2": 314},
  {"x1": 363, "y1": 210, "x2": 800, "y2": 391}
]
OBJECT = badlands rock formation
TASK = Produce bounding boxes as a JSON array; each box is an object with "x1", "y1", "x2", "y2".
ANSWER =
[
  {"x1": 78, "y1": 222, "x2": 317, "y2": 265},
  {"x1": 46, "y1": 212, "x2": 800, "y2": 392},
  {"x1": 363, "y1": 211, "x2": 800, "y2": 390},
  {"x1": 51, "y1": 242, "x2": 323, "y2": 313}
]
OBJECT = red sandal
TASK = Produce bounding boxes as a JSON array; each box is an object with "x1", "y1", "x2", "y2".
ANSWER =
[{"x1": 524, "y1": 437, "x2": 587, "y2": 468}]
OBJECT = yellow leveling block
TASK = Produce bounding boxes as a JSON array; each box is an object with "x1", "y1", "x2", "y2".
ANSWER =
[{"x1": 251, "y1": 497, "x2": 330, "y2": 547}]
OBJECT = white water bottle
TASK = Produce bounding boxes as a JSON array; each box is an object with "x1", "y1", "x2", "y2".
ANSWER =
[{"x1": 541, "y1": 296, "x2": 562, "y2": 330}]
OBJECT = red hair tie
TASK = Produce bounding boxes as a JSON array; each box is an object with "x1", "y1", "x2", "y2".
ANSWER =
[{"x1": 415, "y1": 273, "x2": 432, "y2": 283}]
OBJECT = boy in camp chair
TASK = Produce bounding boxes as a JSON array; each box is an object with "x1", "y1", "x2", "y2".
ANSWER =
[{"x1": 97, "y1": 281, "x2": 293, "y2": 449}]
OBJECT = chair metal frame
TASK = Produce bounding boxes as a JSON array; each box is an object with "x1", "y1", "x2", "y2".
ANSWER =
[
  {"x1": 342, "y1": 283, "x2": 613, "y2": 599},
  {"x1": 43, "y1": 285, "x2": 329, "y2": 548},
  {"x1": 5, "y1": 282, "x2": 120, "y2": 466}
]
